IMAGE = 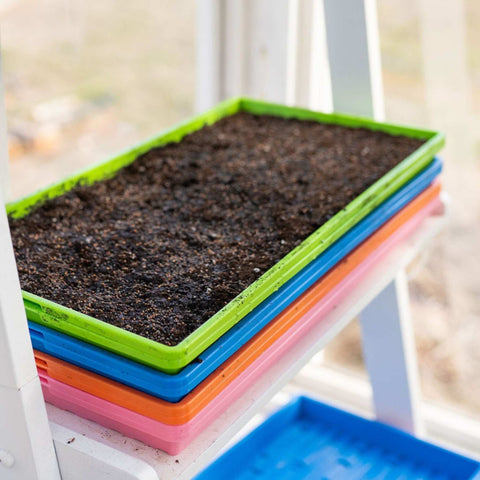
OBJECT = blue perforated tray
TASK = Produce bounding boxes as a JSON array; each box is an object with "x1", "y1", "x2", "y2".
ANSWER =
[
  {"x1": 29, "y1": 158, "x2": 442, "y2": 402},
  {"x1": 195, "y1": 396, "x2": 480, "y2": 480}
]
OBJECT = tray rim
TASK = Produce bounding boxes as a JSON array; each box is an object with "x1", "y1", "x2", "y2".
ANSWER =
[{"x1": 7, "y1": 97, "x2": 445, "y2": 373}]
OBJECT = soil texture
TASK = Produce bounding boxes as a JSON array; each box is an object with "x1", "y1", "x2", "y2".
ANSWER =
[{"x1": 10, "y1": 113, "x2": 423, "y2": 345}]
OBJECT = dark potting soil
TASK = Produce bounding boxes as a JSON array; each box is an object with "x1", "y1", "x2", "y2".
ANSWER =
[{"x1": 10, "y1": 113, "x2": 424, "y2": 346}]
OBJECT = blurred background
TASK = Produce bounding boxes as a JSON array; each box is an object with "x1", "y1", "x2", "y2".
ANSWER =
[{"x1": 1, "y1": 0, "x2": 479, "y2": 421}]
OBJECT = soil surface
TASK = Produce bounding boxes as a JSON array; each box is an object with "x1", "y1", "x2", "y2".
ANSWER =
[{"x1": 9, "y1": 113, "x2": 423, "y2": 346}]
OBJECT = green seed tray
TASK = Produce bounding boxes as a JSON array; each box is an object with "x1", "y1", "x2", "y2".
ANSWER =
[{"x1": 7, "y1": 98, "x2": 444, "y2": 374}]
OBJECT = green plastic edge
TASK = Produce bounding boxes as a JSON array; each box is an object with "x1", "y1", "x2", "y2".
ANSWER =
[{"x1": 7, "y1": 97, "x2": 445, "y2": 374}]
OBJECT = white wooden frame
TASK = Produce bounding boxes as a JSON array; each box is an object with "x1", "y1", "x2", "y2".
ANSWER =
[
  {"x1": 0, "y1": 38, "x2": 61, "y2": 479},
  {"x1": 0, "y1": 1, "x2": 474, "y2": 478}
]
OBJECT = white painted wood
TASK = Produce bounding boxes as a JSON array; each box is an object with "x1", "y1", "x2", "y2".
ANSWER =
[
  {"x1": 289, "y1": 0, "x2": 311, "y2": 107},
  {"x1": 44, "y1": 210, "x2": 445, "y2": 479},
  {"x1": 0, "y1": 195, "x2": 38, "y2": 388},
  {"x1": 195, "y1": 0, "x2": 291, "y2": 107},
  {"x1": 0, "y1": 199, "x2": 61, "y2": 479},
  {"x1": 243, "y1": 0, "x2": 291, "y2": 102},
  {"x1": 195, "y1": 0, "x2": 222, "y2": 112},
  {"x1": 222, "y1": 0, "x2": 246, "y2": 99},
  {"x1": 195, "y1": 0, "x2": 337, "y2": 110},
  {"x1": 321, "y1": 0, "x2": 424, "y2": 434},
  {"x1": 285, "y1": 0, "x2": 299, "y2": 105},
  {"x1": 0, "y1": 51, "x2": 60, "y2": 476},
  {"x1": 359, "y1": 271, "x2": 424, "y2": 435},
  {"x1": 309, "y1": 0, "x2": 333, "y2": 112},
  {"x1": 323, "y1": 0, "x2": 384, "y2": 119},
  {"x1": 0, "y1": 381, "x2": 61, "y2": 480},
  {"x1": 51, "y1": 423, "x2": 157, "y2": 480}
]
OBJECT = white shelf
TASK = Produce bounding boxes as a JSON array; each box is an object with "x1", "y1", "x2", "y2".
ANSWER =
[{"x1": 45, "y1": 209, "x2": 445, "y2": 480}]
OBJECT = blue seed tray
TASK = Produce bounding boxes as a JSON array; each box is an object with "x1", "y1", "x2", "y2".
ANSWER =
[
  {"x1": 195, "y1": 396, "x2": 480, "y2": 480},
  {"x1": 29, "y1": 158, "x2": 442, "y2": 403}
]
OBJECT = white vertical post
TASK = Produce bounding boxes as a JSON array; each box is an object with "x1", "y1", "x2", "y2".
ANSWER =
[
  {"x1": 195, "y1": 0, "x2": 223, "y2": 112},
  {"x1": 0, "y1": 196, "x2": 62, "y2": 480},
  {"x1": 195, "y1": 0, "x2": 292, "y2": 108},
  {"x1": 285, "y1": 0, "x2": 300, "y2": 106},
  {"x1": 323, "y1": 0, "x2": 384, "y2": 120},
  {"x1": 242, "y1": 0, "x2": 291, "y2": 102},
  {"x1": 359, "y1": 272, "x2": 424, "y2": 435},
  {"x1": 222, "y1": 0, "x2": 247, "y2": 99},
  {"x1": 288, "y1": 0, "x2": 310, "y2": 107},
  {"x1": 322, "y1": 0, "x2": 422, "y2": 434},
  {"x1": 289, "y1": 0, "x2": 333, "y2": 111},
  {"x1": 309, "y1": 0, "x2": 333, "y2": 112},
  {"x1": 0, "y1": 48, "x2": 61, "y2": 478}
]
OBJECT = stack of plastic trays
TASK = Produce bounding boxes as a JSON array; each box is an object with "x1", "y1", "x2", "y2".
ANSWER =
[
  {"x1": 32, "y1": 175, "x2": 443, "y2": 454},
  {"x1": 5, "y1": 99, "x2": 444, "y2": 454},
  {"x1": 194, "y1": 396, "x2": 480, "y2": 480}
]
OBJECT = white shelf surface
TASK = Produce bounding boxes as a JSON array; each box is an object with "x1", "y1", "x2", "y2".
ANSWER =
[{"x1": 46, "y1": 208, "x2": 446, "y2": 480}]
